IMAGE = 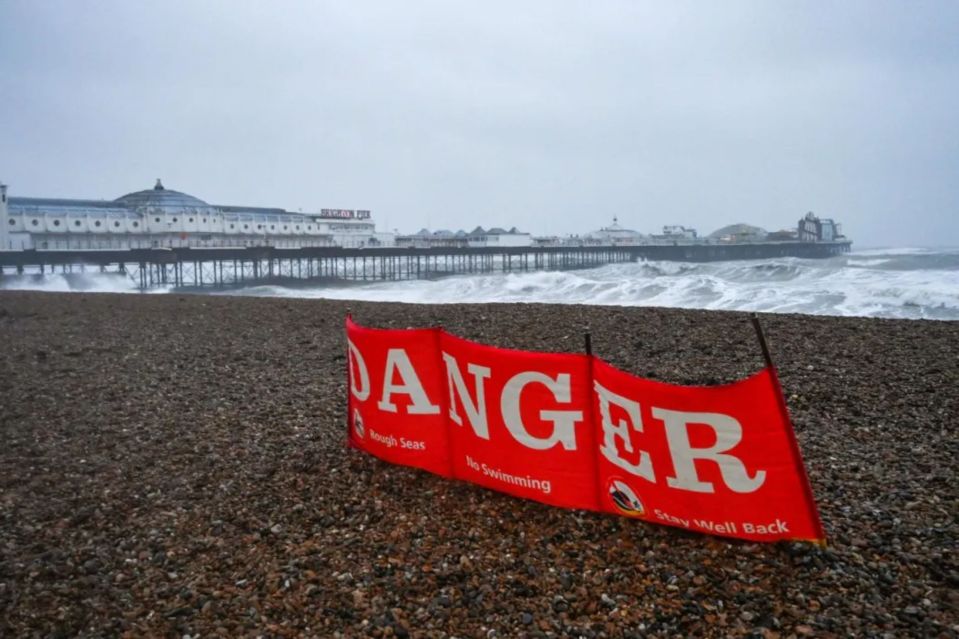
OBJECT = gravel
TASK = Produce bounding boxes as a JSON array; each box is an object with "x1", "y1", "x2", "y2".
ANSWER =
[{"x1": 0, "y1": 290, "x2": 956, "y2": 637}]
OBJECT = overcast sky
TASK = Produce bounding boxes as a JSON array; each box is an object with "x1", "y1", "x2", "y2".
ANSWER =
[{"x1": 1, "y1": 1, "x2": 956, "y2": 247}]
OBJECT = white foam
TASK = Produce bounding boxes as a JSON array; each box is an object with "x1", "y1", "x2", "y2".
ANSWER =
[
  {"x1": 4, "y1": 249, "x2": 958, "y2": 320},
  {"x1": 851, "y1": 247, "x2": 934, "y2": 257},
  {"x1": 239, "y1": 252, "x2": 959, "y2": 320},
  {"x1": 0, "y1": 271, "x2": 153, "y2": 294}
]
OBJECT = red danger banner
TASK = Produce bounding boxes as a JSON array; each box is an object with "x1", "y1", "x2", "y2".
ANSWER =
[{"x1": 346, "y1": 318, "x2": 825, "y2": 543}]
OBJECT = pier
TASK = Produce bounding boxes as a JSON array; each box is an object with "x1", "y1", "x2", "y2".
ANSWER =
[{"x1": 0, "y1": 241, "x2": 851, "y2": 290}]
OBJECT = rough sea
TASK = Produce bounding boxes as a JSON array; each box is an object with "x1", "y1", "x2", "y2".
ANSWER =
[{"x1": 3, "y1": 247, "x2": 958, "y2": 321}]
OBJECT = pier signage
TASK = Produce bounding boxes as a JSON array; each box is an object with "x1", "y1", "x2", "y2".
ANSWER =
[
  {"x1": 345, "y1": 318, "x2": 825, "y2": 543},
  {"x1": 320, "y1": 209, "x2": 357, "y2": 219},
  {"x1": 319, "y1": 208, "x2": 372, "y2": 219}
]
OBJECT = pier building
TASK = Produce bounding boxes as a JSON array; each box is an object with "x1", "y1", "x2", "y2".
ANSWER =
[
  {"x1": 0, "y1": 180, "x2": 394, "y2": 251},
  {"x1": 585, "y1": 217, "x2": 646, "y2": 245},
  {"x1": 395, "y1": 226, "x2": 532, "y2": 249}
]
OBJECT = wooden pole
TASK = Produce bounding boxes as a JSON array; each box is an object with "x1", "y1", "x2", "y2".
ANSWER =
[{"x1": 750, "y1": 313, "x2": 827, "y2": 544}]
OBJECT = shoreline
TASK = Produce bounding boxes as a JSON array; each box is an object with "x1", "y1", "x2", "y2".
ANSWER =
[
  {"x1": 1, "y1": 291, "x2": 956, "y2": 636},
  {"x1": 2, "y1": 244, "x2": 958, "y2": 322}
]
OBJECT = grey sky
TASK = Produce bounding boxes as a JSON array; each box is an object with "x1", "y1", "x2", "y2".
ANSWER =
[{"x1": 1, "y1": 1, "x2": 956, "y2": 247}]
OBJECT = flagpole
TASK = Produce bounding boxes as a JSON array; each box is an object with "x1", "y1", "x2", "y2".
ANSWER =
[{"x1": 750, "y1": 314, "x2": 827, "y2": 545}]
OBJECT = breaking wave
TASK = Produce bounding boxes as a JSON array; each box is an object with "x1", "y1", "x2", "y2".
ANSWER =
[
  {"x1": 0, "y1": 271, "x2": 165, "y2": 294},
  {"x1": 3, "y1": 247, "x2": 957, "y2": 320},
  {"x1": 236, "y1": 248, "x2": 959, "y2": 320}
]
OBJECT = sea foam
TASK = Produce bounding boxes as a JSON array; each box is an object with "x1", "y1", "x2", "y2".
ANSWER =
[
  {"x1": 232, "y1": 248, "x2": 959, "y2": 320},
  {"x1": 3, "y1": 248, "x2": 957, "y2": 320}
]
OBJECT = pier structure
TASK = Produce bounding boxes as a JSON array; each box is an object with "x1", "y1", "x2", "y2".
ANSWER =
[{"x1": 0, "y1": 241, "x2": 851, "y2": 291}]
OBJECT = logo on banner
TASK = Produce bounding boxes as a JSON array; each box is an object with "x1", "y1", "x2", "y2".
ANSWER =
[
  {"x1": 353, "y1": 408, "x2": 365, "y2": 439},
  {"x1": 607, "y1": 478, "x2": 645, "y2": 517}
]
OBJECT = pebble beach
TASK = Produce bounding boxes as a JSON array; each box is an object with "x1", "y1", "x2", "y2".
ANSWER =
[{"x1": 1, "y1": 290, "x2": 956, "y2": 637}]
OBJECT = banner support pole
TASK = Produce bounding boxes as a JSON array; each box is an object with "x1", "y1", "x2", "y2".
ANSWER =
[
  {"x1": 750, "y1": 313, "x2": 774, "y2": 369},
  {"x1": 434, "y1": 325, "x2": 457, "y2": 479},
  {"x1": 584, "y1": 331, "x2": 606, "y2": 513},
  {"x1": 345, "y1": 310, "x2": 355, "y2": 448},
  {"x1": 750, "y1": 313, "x2": 826, "y2": 545}
]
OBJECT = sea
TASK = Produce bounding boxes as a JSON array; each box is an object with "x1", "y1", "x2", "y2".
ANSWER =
[{"x1": 2, "y1": 247, "x2": 958, "y2": 321}]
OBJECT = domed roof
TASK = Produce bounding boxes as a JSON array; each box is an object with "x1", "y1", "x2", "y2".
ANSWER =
[
  {"x1": 114, "y1": 179, "x2": 212, "y2": 209},
  {"x1": 708, "y1": 223, "x2": 767, "y2": 239}
]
